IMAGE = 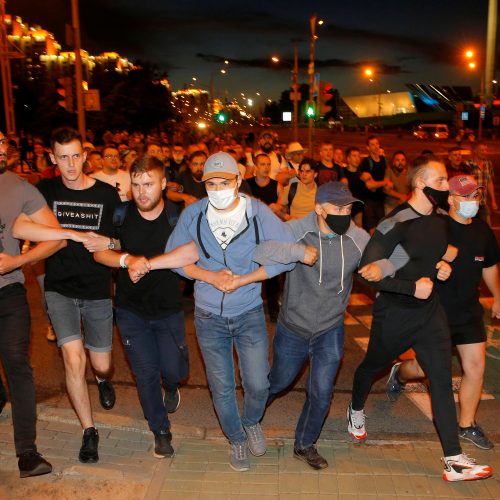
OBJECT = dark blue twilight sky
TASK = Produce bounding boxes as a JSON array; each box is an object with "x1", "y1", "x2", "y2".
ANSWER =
[{"x1": 12, "y1": 0, "x2": 499, "y2": 100}]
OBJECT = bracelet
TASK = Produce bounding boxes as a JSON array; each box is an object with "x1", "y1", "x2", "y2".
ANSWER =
[{"x1": 119, "y1": 253, "x2": 129, "y2": 268}]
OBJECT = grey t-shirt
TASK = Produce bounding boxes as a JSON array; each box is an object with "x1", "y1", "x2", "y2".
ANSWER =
[{"x1": 0, "y1": 171, "x2": 46, "y2": 289}]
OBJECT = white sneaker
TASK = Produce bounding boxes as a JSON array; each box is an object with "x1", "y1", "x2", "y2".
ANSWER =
[
  {"x1": 442, "y1": 453, "x2": 492, "y2": 481},
  {"x1": 347, "y1": 402, "x2": 367, "y2": 440}
]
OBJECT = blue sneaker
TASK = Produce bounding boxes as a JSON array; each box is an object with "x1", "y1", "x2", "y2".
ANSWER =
[
  {"x1": 459, "y1": 425, "x2": 494, "y2": 450},
  {"x1": 386, "y1": 362, "x2": 405, "y2": 402}
]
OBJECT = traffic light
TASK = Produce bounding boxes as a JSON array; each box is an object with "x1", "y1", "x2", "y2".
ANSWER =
[
  {"x1": 57, "y1": 77, "x2": 74, "y2": 112},
  {"x1": 214, "y1": 110, "x2": 228, "y2": 124},
  {"x1": 305, "y1": 102, "x2": 316, "y2": 119}
]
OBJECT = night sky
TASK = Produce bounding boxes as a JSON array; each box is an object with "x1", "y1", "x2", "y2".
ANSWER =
[{"x1": 11, "y1": 0, "x2": 498, "y2": 101}]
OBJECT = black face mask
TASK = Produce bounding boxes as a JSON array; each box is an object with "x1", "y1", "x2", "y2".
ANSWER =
[
  {"x1": 423, "y1": 186, "x2": 449, "y2": 209},
  {"x1": 325, "y1": 214, "x2": 351, "y2": 235}
]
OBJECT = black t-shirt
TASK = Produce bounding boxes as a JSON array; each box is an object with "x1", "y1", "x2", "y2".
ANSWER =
[
  {"x1": 437, "y1": 217, "x2": 500, "y2": 326},
  {"x1": 177, "y1": 170, "x2": 206, "y2": 199},
  {"x1": 342, "y1": 169, "x2": 367, "y2": 215},
  {"x1": 115, "y1": 202, "x2": 182, "y2": 319},
  {"x1": 247, "y1": 177, "x2": 279, "y2": 205},
  {"x1": 317, "y1": 162, "x2": 342, "y2": 186},
  {"x1": 37, "y1": 177, "x2": 120, "y2": 299},
  {"x1": 360, "y1": 156, "x2": 387, "y2": 201}
]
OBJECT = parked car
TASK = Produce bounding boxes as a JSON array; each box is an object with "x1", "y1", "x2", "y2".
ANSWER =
[{"x1": 413, "y1": 124, "x2": 449, "y2": 140}]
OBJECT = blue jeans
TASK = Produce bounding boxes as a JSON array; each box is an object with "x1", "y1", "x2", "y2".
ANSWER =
[
  {"x1": 269, "y1": 321, "x2": 344, "y2": 450},
  {"x1": 194, "y1": 304, "x2": 269, "y2": 444},
  {"x1": 115, "y1": 308, "x2": 189, "y2": 433}
]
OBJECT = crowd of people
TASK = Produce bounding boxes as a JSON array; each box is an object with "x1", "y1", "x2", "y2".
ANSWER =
[{"x1": 0, "y1": 125, "x2": 498, "y2": 483}]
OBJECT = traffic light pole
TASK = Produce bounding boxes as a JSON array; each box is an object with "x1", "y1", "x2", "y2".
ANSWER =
[
  {"x1": 307, "y1": 14, "x2": 316, "y2": 153},
  {"x1": 71, "y1": 0, "x2": 86, "y2": 141},
  {"x1": 292, "y1": 45, "x2": 299, "y2": 142}
]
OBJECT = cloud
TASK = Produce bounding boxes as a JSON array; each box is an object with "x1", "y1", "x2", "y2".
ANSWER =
[{"x1": 196, "y1": 53, "x2": 410, "y2": 75}]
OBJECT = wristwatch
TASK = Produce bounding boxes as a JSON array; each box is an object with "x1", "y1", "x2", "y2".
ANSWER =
[{"x1": 108, "y1": 238, "x2": 116, "y2": 250}]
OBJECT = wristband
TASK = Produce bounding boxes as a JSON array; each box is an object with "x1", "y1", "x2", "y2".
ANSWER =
[{"x1": 119, "y1": 253, "x2": 129, "y2": 268}]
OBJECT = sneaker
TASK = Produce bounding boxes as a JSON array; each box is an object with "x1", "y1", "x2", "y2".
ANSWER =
[
  {"x1": 97, "y1": 379, "x2": 116, "y2": 410},
  {"x1": 153, "y1": 430, "x2": 174, "y2": 458},
  {"x1": 244, "y1": 423, "x2": 267, "y2": 456},
  {"x1": 293, "y1": 446, "x2": 328, "y2": 470},
  {"x1": 386, "y1": 362, "x2": 405, "y2": 402},
  {"x1": 163, "y1": 386, "x2": 181, "y2": 414},
  {"x1": 18, "y1": 450, "x2": 52, "y2": 478},
  {"x1": 229, "y1": 442, "x2": 250, "y2": 472},
  {"x1": 347, "y1": 402, "x2": 367, "y2": 440},
  {"x1": 79, "y1": 427, "x2": 99, "y2": 463},
  {"x1": 459, "y1": 425, "x2": 494, "y2": 450},
  {"x1": 46, "y1": 324, "x2": 57, "y2": 342},
  {"x1": 442, "y1": 453, "x2": 492, "y2": 481}
]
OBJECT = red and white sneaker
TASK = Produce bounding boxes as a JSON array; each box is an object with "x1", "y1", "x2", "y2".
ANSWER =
[
  {"x1": 347, "y1": 402, "x2": 367, "y2": 440},
  {"x1": 442, "y1": 453, "x2": 492, "y2": 481}
]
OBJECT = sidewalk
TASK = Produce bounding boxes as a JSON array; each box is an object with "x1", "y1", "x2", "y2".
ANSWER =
[{"x1": 0, "y1": 386, "x2": 499, "y2": 499}]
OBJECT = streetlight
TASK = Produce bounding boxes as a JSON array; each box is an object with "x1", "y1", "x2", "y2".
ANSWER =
[
  {"x1": 465, "y1": 48, "x2": 485, "y2": 139},
  {"x1": 363, "y1": 66, "x2": 381, "y2": 126},
  {"x1": 271, "y1": 50, "x2": 299, "y2": 140}
]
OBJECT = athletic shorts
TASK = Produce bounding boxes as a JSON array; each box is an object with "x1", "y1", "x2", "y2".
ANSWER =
[
  {"x1": 450, "y1": 320, "x2": 486, "y2": 346},
  {"x1": 45, "y1": 291, "x2": 113, "y2": 352}
]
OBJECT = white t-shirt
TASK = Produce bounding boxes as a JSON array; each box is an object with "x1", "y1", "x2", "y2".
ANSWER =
[
  {"x1": 91, "y1": 170, "x2": 130, "y2": 202},
  {"x1": 206, "y1": 197, "x2": 247, "y2": 250}
]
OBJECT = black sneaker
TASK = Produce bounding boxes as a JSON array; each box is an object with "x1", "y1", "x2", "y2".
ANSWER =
[
  {"x1": 18, "y1": 450, "x2": 52, "y2": 478},
  {"x1": 293, "y1": 446, "x2": 328, "y2": 470},
  {"x1": 459, "y1": 425, "x2": 494, "y2": 450},
  {"x1": 79, "y1": 427, "x2": 99, "y2": 463},
  {"x1": 97, "y1": 380, "x2": 116, "y2": 410},
  {"x1": 163, "y1": 386, "x2": 180, "y2": 414},
  {"x1": 153, "y1": 430, "x2": 174, "y2": 458},
  {"x1": 386, "y1": 362, "x2": 405, "y2": 402}
]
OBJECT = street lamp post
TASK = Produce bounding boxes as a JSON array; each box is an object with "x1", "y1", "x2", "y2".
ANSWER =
[
  {"x1": 308, "y1": 14, "x2": 317, "y2": 152},
  {"x1": 271, "y1": 51, "x2": 299, "y2": 141},
  {"x1": 465, "y1": 50, "x2": 485, "y2": 140},
  {"x1": 71, "y1": 0, "x2": 86, "y2": 141},
  {"x1": 364, "y1": 67, "x2": 382, "y2": 127}
]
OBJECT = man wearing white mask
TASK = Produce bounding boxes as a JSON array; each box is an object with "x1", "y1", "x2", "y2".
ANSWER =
[
  {"x1": 386, "y1": 175, "x2": 500, "y2": 455},
  {"x1": 165, "y1": 152, "x2": 316, "y2": 472}
]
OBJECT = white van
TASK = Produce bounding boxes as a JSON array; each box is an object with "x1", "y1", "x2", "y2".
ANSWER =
[{"x1": 413, "y1": 124, "x2": 449, "y2": 140}]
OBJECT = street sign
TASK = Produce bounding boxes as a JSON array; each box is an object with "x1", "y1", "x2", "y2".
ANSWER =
[
  {"x1": 282, "y1": 111, "x2": 292, "y2": 122},
  {"x1": 84, "y1": 89, "x2": 101, "y2": 111},
  {"x1": 289, "y1": 91, "x2": 302, "y2": 101}
]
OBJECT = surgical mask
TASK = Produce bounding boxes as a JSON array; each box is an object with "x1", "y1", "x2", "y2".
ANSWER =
[
  {"x1": 207, "y1": 187, "x2": 237, "y2": 210},
  {"x1": 423, "y1": 186, "x2": 449, "y2": 209},
  {"x1": 457, "y1": 200, "x2": 479, "y2": 219},
  {"x1": 325, "y1": 214, "x2": 351, "y2": 235}
]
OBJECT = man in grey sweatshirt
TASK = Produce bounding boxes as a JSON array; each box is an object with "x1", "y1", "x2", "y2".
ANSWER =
[{"x1": 253, "y1": 182, "x2": 389, "y2": 470}]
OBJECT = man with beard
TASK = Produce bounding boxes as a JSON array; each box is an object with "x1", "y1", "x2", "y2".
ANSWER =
[
  {"x1": 0, "y1": 133, "x2": 67, "y2": 477},
  {"x1": 347, "y1": 156, "x2": 492, "y2": 482},
  {"x1": 177, "y1": 151, "x2": 208, "y2": 201},
  {"x1": 249, "y1": 131, "x2": 287, "y2": 182},
  {"x1": 384, "y1": 150, "x2": 410, "y2": 215},
  {"x1": 94, "y1": 156, "x2": 199, "y2": 459}
]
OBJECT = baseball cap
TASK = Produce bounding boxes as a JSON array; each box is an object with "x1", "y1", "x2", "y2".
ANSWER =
[
  {"x1": 448, "y1": 175, "x2": 483, "y2": 196},
  {"x1": 285, "y1": 142, "x2": 306, "y2": 159},
  {"x1": 202, "y1": 152, "x2": 240, "y2": 182},
  {"x1": 316, "y1": 181, "x2": 363, "y2": 206}
]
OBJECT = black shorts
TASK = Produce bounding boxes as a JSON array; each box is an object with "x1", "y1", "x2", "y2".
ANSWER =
[{"x1": 450, "y1": 321, "x2": 486, "y2": 346}]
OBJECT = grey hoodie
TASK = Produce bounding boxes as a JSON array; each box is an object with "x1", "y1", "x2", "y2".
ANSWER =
[{"x1": 253, "y1": 212, "x2": 373, "y2": 339}]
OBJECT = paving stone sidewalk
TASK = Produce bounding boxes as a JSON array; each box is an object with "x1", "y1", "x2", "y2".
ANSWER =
[{"x1": 1, "y1": 406, "x2": 499, "y2": 500}]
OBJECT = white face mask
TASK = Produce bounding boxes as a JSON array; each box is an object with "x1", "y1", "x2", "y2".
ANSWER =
[
  {"x1": 207, "y1": 187, "x2": 237, "y2": 210},
  {"x1": 457, "y1": 200, "x2": 479, "y2": 219}
]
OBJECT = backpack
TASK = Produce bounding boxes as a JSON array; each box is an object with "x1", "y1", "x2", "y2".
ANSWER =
[
  {"x1": 287, "y1": 181, "x2": 298, "y2": 207},
  {"x1": 113, "y1": 200, "x2": 179, "y2": 228}
]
